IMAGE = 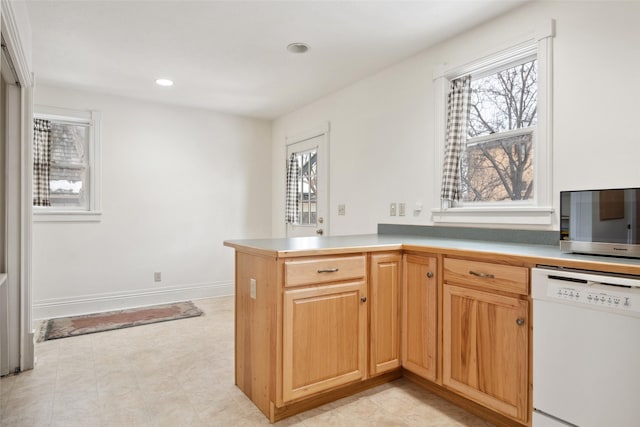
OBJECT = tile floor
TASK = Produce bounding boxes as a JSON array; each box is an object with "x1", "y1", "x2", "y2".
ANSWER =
[{"x1": 0, "y1": 296, "x2": 494, "y2": 426}]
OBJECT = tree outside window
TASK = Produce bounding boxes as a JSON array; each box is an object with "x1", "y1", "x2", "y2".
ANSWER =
[{"x1": 461, "y1": 59, "x2": 537, "y2": 203}]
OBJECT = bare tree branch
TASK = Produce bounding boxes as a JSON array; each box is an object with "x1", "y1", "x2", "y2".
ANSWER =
[{"x1": 464, "y1": 60, "x2": 536, "y2": 201}]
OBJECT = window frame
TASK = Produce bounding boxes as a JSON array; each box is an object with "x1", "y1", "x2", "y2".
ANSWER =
[
  {"x1": 431, "y1": 20, "x2": 555, "y2": 226},
  {"x1": 33, "y1": 105, "x2": 102, "y2": 222}
]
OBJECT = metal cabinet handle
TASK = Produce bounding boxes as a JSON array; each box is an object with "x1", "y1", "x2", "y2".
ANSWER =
[
  {"x1": 360, "y1": 296, "x2": 367, "y2": 303},
  {"x1": 426, "y1": 271, "x2": 434, "y2": 279},
  {"x1": 469, "y1": 270, "x2": 495, "y2": 279},
  {"x1": 516, "y1": 318, "x2": 525, "y2": 326},
  {"x1": 317, "y1": 268, "x2": 339, "y2": 273}
]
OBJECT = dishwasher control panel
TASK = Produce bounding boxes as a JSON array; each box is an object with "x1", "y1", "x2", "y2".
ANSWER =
[{"x1": 545, "y1": 279, "x2": 640, "y2": 314}]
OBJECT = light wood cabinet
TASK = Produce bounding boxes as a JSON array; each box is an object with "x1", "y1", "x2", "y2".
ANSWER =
[
  {"x1": 402, "y1": 254, "x2": 437, "y2": 381},
  {"x1": 285, "y1": 255, "x2": 367, "y2": 287},
  {"x1": 282, "y1": 280, "x2": 368, "y2": 402},
  {"x1": 443, "y1": 257, "x2": 528, "y2": 295},
  {"x1": 232, "y1": 251, "x2": 381, "y2": 421},
  {"x1": 369, "y1": 253, "x2": 402, "y2": 376},
  {"x1": 442, "y1": 258, "x2": 529, "y2": 423},
  {"x1": 234, "y1": 252, "x2": 277, "y2": 418},
  {"x1": 227, "y1": 240, "x2": 535, "y2": 426}
]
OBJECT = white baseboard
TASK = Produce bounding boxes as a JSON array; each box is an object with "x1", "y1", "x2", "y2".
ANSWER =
[{"x1": 32, "y1": 281, "x2": 234, "y2": 320}]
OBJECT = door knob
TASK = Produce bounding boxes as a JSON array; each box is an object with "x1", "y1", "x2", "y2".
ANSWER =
[
  {"x1": 360, "y1": 296, "x2": 367, "y2": 303},
  {"x1": 516, "y1": 318, "x2": 525, "y2": 326},
  {"x1": 316, "y1": 229, "x2": 324, "y2": 235},
  {"x1": 426, "y1": 271, "x2": 434, "y2": 279}
]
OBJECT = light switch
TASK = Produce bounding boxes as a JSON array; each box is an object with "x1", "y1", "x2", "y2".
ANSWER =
[
  {"x1": 399, "y1": 203, "x2": 406, "y2": 216},
  {"x1": 250, "y1": 278, "x2": 257, "y2": 299},
  {"x1": 338, "y1": 204, "x2": 346, "y2": 216},
  {"x1": 390, "y1": 203, "x2": 397, "y2": 216},
  {"x1": 414, "y1": 201, "x2": 423, "y2": 216}
]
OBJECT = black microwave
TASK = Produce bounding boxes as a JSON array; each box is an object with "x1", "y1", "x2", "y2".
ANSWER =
[{"x1": 560, "y1": 188, "x2": 640, "y2": 258}]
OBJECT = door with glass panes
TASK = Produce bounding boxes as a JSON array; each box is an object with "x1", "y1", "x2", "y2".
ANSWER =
[{"x1": 286, "y1": 131, "x2": 328, "y2": 237}]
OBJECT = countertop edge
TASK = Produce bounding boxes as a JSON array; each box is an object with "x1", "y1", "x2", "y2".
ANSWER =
[
  {"x1": 223, "y1": 241, "x2": 280, "y2": 258},
  {"x1": 403, "y1": 244, "x2": 640, "y2": 275},
  {"x1": 224, "y1": 236, "x2": 640, "y2": 275},
  {"x1": 224, "y1": 240, "x2": 404, "y2": 258}
]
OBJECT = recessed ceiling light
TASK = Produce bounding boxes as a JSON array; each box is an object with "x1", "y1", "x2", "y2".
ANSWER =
[
  {"x1": 286, "y1": 43, "x2": 309, "y2": 54},
  {"x1": 155, "y1": 78, "x2": 174, "y2": 87}
]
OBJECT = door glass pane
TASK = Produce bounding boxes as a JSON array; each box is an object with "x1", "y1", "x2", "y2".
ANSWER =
[{"x1": 295, "y1": 148, "x2": 317, "y2": 225}]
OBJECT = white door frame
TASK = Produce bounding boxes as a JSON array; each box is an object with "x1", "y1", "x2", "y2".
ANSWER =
[
  {"x1": 1, "y1": 0, "x2": 35, "y2": 373},
  {"x1": 285, "y1": 123, "x2": 330, "y2": 238}
]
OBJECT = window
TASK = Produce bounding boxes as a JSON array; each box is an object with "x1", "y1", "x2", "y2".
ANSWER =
[
  {"x1": 462, "y1": 59, "x2": 537, "y2": 203},
  {"x1": 33, "y1": 106, "x2": 101, "y2": 222},
  {"x1": 432, "y1": 20, "x2": 554, "y2": 225}
]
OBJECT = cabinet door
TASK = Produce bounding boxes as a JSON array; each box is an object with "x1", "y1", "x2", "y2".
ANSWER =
[
  {"x1": 282, "y1": 281, "x2": 367, "y2": 402},
  {"x1": 443, "y1": 284, "x2": 528, "y2": 422},
  {"x1": 369, "y1": 253, "x2": 402, "y2": 376},
  {"x1": 402, "y1": 255, "x2": 437, "y2": 381}
]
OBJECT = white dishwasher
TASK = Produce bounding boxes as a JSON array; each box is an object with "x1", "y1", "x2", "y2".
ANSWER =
[{"x1": 532, "y1": 267, "x2": 640, "y2": 427}]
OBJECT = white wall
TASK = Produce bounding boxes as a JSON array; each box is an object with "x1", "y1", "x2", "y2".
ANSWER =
[
  {"x1": 33, "y1": 86, "x2": 272, "y2": 319},
  {"x1": 272, "y1": 1, "x2": 640, "y2": 237}
]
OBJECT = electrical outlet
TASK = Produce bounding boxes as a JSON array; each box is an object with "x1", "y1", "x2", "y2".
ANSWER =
[
  {"x1": 154, "y1": 272, "x2": 161, "y2": 282},
  {"x1": 250, "y1": 278, "x2": 257, "y2": 299},
  {"x1": 338, "y1": 204, "x2": 346, "y2": 216},
  {"x1": 390, "y1": 203, "x2": 397, "y2": 216},
  {"x1": 399, "y1": 203, "x2": 406, "y2": 216}
]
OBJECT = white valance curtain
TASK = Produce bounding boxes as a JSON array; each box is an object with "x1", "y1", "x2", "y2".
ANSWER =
[
  {"x1": 285, "y1": 153, "x2": 299, "y2": 224},
  {"x1": 33, "y1": 118, "x2": 52, "y2": 206},
  {"x1": 440, "y1": 75, "x2": 472, "y2": 207}
]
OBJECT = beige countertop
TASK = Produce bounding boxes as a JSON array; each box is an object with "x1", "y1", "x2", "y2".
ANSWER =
[{"x1": 224, "y1": 234, "x2": 640, "y2": 275}]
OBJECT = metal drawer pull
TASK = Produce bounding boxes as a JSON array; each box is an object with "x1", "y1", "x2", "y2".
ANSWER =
[
  {"x1": 516, "y1": 318, "x2": 525, "y2": 326},
  {"x1": 317, "y1": 268, "x2": 339, "y2": 273},
  {"x1": 469, "y1": 270, "x2": 495, "y2": 279},
  {"x1": 360, "y1": 296, "x2": 367, "y2": 303},
  {"x1": 426, "y1": 271, "x2": 434, "y2": 279}
]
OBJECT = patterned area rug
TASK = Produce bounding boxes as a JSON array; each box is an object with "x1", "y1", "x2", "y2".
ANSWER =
[{"x1": 42, "y1": 301, "x2": 203, "y2": 341}]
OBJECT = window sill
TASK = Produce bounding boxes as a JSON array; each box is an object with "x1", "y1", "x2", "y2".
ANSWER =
[
  {"x1": 33, "y1": 211, "x2": 102, "y2": 222},
  {"x1": 431, "y1": 206, "x2": 554, "y2": 226}
]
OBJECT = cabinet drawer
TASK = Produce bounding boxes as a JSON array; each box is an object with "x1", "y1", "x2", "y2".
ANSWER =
[
  {"x1": 443, "y1": 258, "x2": 528, "y2": 295},
  {"x1": 285, "y1": 255, "x2": 366, "y2": 287}
]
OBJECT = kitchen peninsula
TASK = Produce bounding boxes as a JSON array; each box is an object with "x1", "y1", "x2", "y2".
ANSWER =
[{"x1": 224, "y1": 231, "x2": 640, "y2": 426}]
